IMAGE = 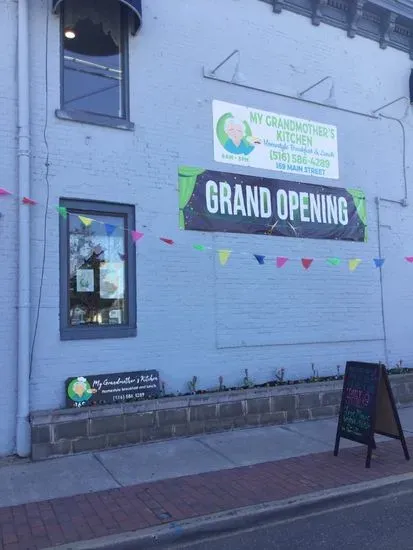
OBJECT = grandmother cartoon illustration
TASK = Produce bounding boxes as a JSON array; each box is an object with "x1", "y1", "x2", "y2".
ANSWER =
[
  {"x1": 223, "y1": 117, "x2": 255, "y2": 156},
  {"x1": 67, "y1": 376, "x2": 97, "y2": 405}
]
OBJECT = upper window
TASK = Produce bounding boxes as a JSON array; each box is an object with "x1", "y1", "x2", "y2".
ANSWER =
[
  {"x1": 59, "y1": 199, "x2": 137, "y2": 340},
  {"x1": 60, "y1": 0, "x2": 129, "y2": 122}
]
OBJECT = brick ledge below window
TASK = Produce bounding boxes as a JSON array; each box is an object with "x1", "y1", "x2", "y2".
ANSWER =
[
  {"x1": 56, "y1": 109, "x2": 135, "y2": 131},
  {"x1": 60, "y1": 326, "x2": 137, "y2": 341}
]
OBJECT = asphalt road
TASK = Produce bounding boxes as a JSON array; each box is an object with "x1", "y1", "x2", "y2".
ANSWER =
[{"x1": 174, "y1": 488, "x2": 413, "y2": 550}]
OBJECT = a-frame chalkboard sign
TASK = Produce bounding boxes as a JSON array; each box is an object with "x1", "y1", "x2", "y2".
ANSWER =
[{"x1": 334, "y1": 361, "x2": 410, "y2": 468}]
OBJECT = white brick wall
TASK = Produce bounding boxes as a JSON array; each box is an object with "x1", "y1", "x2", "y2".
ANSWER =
[{"x1": 1, "y1": 0, "x2": 413, "y2": 454}]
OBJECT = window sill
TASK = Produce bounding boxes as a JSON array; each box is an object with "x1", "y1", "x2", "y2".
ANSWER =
[
  {"x1": 55, "y1": 109, "x2": 135, "y2": 131},
  {"x1": 60, "y1": 326, "x2": 137, "y2": 341}
]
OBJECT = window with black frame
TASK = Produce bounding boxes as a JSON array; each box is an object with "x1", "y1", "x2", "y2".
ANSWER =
[
  {"x1": 60, "y1": 0, "x2": 129, "y2": 121},
  {"x1": 59, "y1": 199, "x2": 137, "y2": 340}
]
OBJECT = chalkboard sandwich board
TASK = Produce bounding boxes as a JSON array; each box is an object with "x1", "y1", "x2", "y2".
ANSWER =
[
  {"x1": 66, "y1": 370, "x2": 160, "y2": 408},
  {"x1": 334, "y1": 361, "x2": 409, "y2": 468}
]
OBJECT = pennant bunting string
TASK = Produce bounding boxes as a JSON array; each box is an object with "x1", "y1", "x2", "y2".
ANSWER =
[{"x1": 3, "y1": 190, "x2": 413, "y2": 272}]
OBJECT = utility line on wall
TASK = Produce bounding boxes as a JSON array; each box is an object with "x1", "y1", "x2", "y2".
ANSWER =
[{"x1": 30, "y1": 6, "x2": 51, "y2": 379}]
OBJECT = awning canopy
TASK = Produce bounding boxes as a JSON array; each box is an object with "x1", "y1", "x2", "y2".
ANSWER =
[{"x1": 53, "y1": 0, "x2": 142, "y2": 35}]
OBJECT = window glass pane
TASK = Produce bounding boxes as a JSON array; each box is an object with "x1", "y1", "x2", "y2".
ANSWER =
[
  {"x1": 63, "y1": 0, "x2": 125, "y2": 118},
  {"x1": 68, "y1": 212, "x2": 128, "y2": 327}
]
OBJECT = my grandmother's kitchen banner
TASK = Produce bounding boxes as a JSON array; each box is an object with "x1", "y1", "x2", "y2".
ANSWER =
[
  {"x1": 213, "y1": 100, "x2": 339, "y2": 180},
  {"x1": 179, "y1": 166, "x2": 367, "y2": 242}
]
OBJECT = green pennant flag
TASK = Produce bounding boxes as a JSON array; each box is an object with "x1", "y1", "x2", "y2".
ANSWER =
[
  {"x1": 327, "y1": 257, "x2": 341, "y2": 266},
  {"x1": 193, "y1": 244, "x2": 205, "y2": 251},
  {"x1": 56, "y1": 206, "x2": 68, "y2": 219}
]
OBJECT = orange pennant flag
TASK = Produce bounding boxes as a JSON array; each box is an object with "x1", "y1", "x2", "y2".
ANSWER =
[
  {"x1": 160, "y1": 238, "x2": 174, "y2": 245},
  {"x1": 301, "y1": 258, "x2": 313, "y2": 270},
  {"x1": 22, "y1": 197, "x2": 37, "y2": 206}
]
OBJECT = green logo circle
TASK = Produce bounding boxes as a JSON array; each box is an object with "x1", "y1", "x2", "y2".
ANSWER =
[
  {"x1": 67, "y1": 377, "x2": 93, "y2": 403},
  {"x1": 216, "y1": 112, "x2": 254, "y2": 156}
]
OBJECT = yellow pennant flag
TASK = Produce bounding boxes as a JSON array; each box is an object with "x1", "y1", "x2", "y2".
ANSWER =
[
  {"x1": 78, "y1": 215, "x2": 93, "y2": 227},
  {"x1": 348, "y1": 259, "x2": 362, "y2": 272},
  {"x1": 218, "y1": 249, "x2": 232, "y2": 266}
]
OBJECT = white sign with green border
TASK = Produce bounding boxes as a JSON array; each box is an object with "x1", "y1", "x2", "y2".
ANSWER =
[{"x1": 213, "y1": 100, "x2": 339, "y2": 180}]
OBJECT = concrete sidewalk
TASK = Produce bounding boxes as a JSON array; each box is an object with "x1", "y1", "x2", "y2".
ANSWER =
[
  {"x1": 1, "y1": 406, "x2": 413, "y2": 508},
  {"x1": 1, "y1": 407, "x2": 413, "y2": 549}
]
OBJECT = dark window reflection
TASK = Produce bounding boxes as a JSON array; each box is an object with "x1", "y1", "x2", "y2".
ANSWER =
[{"x1": 62, "y1": 0, "x2": 126, "y2": 118}]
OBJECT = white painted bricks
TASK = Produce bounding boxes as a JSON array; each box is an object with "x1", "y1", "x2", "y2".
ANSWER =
[{"x1": 1, "y1": 0, "x2": 413, "y2": 456}]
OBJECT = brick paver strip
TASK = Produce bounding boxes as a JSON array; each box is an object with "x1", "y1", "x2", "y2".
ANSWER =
[{"x1": 1, "y1": 437, "x2": 412, "y2": 549}]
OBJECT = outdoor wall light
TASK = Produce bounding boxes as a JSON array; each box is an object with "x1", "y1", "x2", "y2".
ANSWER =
[
  {"x1": 298, "y1": 76, "x2": 336, "y2": 106},
  {"x1": 203, "y1": 49, "x2": 246, "y2": 84},
  {"x1": 64, "y1": 27, "x2": 76, "y2": 39}
]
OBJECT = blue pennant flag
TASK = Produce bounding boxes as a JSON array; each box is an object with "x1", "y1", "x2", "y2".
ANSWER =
[
  {"x1": 105, "y1": 223, "x2": 117, "y2": 236},
  {"x1": 254, "y1": 254, "x2": 265, "y2": 265},
  {"x1": 373, "y1": 258, "x2": 385, "y2": 268}
]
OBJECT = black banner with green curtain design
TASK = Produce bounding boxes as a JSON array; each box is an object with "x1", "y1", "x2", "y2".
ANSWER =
[{"x1": 179, "y1": 166, "x2": 367, "y2": 242}]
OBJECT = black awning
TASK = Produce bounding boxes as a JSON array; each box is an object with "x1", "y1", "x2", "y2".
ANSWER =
[{"x1": 53, "y1": 0, "x2": 142, "y2": 35}]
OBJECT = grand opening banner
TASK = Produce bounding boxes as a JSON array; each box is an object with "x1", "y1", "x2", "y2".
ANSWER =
[
  {"x1": 213, "y1": 100, "x2": 339, "y2": 180},
  {"x1": 179, "y1": 166, "x2": 367, "y2": 242}
]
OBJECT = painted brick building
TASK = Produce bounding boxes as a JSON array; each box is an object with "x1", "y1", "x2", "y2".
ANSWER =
[{"x1": 1, "y1": 0, "x2": 413, "y2": 457}]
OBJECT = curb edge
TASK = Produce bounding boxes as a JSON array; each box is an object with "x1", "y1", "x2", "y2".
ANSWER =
[{"x1": 48, "y1": 472, "x2": 413, "y2": 550}]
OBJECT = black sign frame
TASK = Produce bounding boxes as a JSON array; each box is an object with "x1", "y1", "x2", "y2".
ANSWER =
[
  {"x1": 65, "y1": 370, "x2": 160, "y2": 408},
  {"x1": 179, "y1": 166, "x2": 367, "y2": 242},
  {"x1": 334, "y1": 361, "x2": 409, "y2": 468}
]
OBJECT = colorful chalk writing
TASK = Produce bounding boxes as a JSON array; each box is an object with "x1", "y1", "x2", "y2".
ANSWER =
[
  {"x1": 344, "y1": 387, "x2": 370, "y2": 408},
  {"x1": 339, "y1": 362, "x2": 379, "y2": 445},
  {"x1": 342, "y1": 405, "x2": 371, "y2": 436}
]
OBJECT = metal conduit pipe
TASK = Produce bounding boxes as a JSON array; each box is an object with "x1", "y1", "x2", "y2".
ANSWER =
[{"x1": 16, "y1": 0, "x2": 31, "y2": 457}]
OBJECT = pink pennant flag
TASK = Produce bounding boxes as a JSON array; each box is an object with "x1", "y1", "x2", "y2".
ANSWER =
[
  {"x1": 405, "y1": 257, "x2": 413, "y2": 263},
  {"x1": 160, "y1": 238, "x2": 174, "y2": 245},
  {"x1": 131, "y1": 230, "x2": 144, "y2": 243},
  {"x1": 276, "y1": 257, "x2": 288, "y2": 268},
  {"x1": 0, "y1": 188, "x2": 11, "y2": 196},
  {"x1": 301, "y1": 258, "x2": 313, "y2": 270},
  {"x1": 22, "y1": 197, "x2": 37, "y2": 206}
]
